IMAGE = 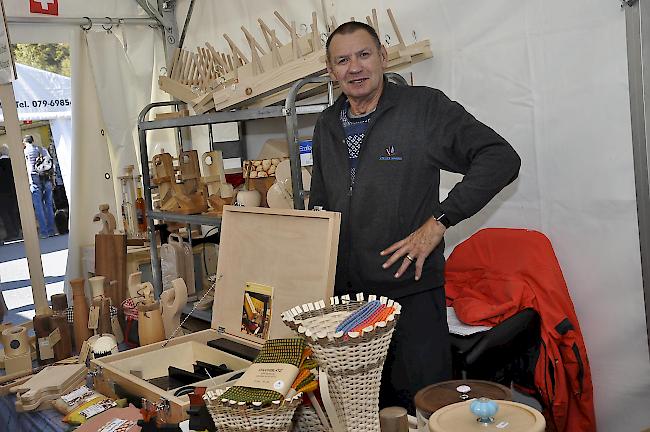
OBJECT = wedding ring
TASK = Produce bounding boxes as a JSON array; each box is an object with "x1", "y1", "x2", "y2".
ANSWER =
[{"x1": 406, "y1": 255, "x2": 414, "y2": 262}]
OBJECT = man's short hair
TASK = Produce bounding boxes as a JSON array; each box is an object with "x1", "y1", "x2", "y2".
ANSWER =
[
  {"x1": 22, "y1": 135, "x2": 34, "y2": 144},
  {"x1": 325, "y1": 21, "x2": 381, "y2": 62}
]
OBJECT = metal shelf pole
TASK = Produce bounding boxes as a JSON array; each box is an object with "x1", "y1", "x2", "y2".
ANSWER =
[{"x1": 285, "y1": 76, "x2": 333, "y2": 209}]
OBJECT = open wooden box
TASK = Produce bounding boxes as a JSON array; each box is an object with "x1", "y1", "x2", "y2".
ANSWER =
[{"x1": 91, "y1": 206, "x2": 341, "y2": 423}]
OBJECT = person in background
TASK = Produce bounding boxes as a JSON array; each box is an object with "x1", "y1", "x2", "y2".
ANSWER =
[
  {"x1": 309, "y1": 22, "x2": 521, "y2": 412},
  {"x1": 23, "y1": 135, "x2": 56, "y2": 238},
  {"x1": 0, "y1": 144, "x2": 22, "y2": 242}
]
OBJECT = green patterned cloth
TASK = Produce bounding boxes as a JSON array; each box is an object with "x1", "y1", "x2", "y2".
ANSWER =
[{"x1": 221, "y1": 338, "x2": 306, "y2": 404}]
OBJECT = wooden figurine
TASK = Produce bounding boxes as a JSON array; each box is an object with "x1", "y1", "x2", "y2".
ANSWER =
[
  {"x1": 152, "y1": 151, "x2": 208, "y2": 215},
  {"x1": 179, "y1": 150, "x2": 201, "y2": 195},
  {"x1": 151, "y1": 152, "x2": 175, "y2": 211},
  {"x1": 93, "y1": 204, "x2": 117, "y2": 235},
  {"x1": 161, "y1": 278, "x2": 189, "y2": 339},
  {"x1": 70, "y1": 278, "x2": 91, "y2": 353},
  {"x1": 202, "y1": 150, "x2": 234, "y2": 215}
]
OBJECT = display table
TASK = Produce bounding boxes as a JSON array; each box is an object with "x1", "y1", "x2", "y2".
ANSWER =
[
  {"x1": 0, "y1": 393, "x2": 66, "y2": 432},
  {"x1": 427, "y1": 400, "x2": 545, "y2": 432}
]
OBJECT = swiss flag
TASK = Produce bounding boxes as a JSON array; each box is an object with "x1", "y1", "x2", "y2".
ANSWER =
[{"x1": 29, "y1": 0, "x2": 59, "y2": 16}]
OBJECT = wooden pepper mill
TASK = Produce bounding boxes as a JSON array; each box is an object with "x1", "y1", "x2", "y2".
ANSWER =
[
  {"x1": 71, "y1": 278, "x2": 92, "y2": 352},
  {"x1": 137, "y1": 282, "x2": 165, "y2": 346}
]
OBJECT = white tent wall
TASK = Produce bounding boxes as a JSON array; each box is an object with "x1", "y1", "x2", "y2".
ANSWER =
[
  {"x1": 84, "y1": 28, "x2": 166, "y2": 216},
  {"x1": 50, "y1": 117, "x2": 72, "y2": 191},
  {"x1": 66, "y1": 28, "x2": 117, "y2": 296},
  {"x1": 178, "y1": 0, "x2": 649, "y2": 430}
]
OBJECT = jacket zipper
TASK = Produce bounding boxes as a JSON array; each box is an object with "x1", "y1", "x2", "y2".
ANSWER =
[{"x1": 344, "y1": 109, "x2": 384, "y2": 289}]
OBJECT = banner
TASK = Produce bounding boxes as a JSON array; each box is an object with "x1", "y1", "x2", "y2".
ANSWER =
[{"x1": 29, "y1": 0, "x2": 59, "y2": 16}]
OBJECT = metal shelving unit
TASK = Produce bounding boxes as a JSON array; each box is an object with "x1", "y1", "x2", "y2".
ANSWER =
[
  {"x1": 137, "y1": 73, "x2": 408, "y2": 296},
  {"x1": 137, "y1": 76, "x2": 335, "y2": 295}
]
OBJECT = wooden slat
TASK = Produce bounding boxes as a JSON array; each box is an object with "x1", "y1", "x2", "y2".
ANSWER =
[
  {"x1": 168, "y1": 47, "x2": 180, "y2": 78},
  {"x1": 224, "y1": 33, "x2": 250, "y2": 65},
  {"x1": 241, "y1": 26, "x2": 266, "y2": 55},
  {"x1": 387, "y1": 8, "x2": 405, "y2": 46}
]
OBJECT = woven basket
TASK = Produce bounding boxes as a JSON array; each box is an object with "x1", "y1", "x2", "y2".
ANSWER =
[
  {"x1": 292, "y1": 403, "x2": 329, "y2": 432},
  {"x1": 283, "y1": 294, "x2": 401, "y2": 432},
  {"x1": 204, "y1": 388, "x2": 302, "y2": 432}
]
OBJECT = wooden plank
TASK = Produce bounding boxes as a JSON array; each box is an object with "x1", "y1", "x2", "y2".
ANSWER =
[
  {"x1": 94, "y1": 234, "x2": 127, "y2": 307},
  {"x1": 154, "y1": 109, "x2": 189, "y2": 121},
  {"x1": 158, "y1": 76, "x2": 199, "y2": 105}
]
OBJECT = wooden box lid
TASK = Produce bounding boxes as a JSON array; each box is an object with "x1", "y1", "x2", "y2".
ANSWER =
[{"x1": 210, "y1": 206, "x2": 341, "y2": 346}]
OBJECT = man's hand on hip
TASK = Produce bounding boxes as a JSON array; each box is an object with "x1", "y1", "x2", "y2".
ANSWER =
[{"x1": 380, "y1": 217, "x2": 446, "y2": 281}]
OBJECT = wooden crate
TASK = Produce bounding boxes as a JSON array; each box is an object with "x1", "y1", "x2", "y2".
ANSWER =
[{"x1": 91, "y1": 206, "x2": 341, "y2": 423}]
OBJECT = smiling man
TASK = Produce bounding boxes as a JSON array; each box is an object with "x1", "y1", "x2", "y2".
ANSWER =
[{"x1": 308, "y1": 22, "x2": 521, "y2": 411}]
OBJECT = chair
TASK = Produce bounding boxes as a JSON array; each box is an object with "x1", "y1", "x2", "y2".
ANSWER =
[
  {"x1": 445, "y1": 228, "x2": 543, "y2": 386},
  {"x1": 449, "y1": 308, "x2": 540, "y2": 385}
]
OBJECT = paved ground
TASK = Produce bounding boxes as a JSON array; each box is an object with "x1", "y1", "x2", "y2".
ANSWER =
[{"x1": 0, "y1": 234, "x2": 68, "y2": 323}]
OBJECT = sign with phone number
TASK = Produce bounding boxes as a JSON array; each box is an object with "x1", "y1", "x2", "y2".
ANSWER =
[{"x1": 16, "y1": 99, "x2": 71, "y2": 108}]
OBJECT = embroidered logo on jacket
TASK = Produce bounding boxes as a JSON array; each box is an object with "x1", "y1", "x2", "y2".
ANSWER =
[{"x1": 379, "y1": 145, "x2": 403, "y2": 161}]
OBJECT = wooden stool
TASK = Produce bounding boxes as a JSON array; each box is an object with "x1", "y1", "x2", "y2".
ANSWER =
[
  {"x1": 428, "y1": 400, "x2": 545, "y2": 432},
  {"x1": 414, "y1": 380, "x2": 512, "y2": 427}
]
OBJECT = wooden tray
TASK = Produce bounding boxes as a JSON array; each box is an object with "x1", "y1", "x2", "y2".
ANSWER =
[{"x1": 91, "y1": 206, "x2": 340, "y2": 423}]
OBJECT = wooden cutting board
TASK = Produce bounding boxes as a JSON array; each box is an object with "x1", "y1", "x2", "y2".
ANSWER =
[
  {"x1": 95, "y1": 233, "x2": 127, "y2": 307},
  {"x1": 15, "y1": 372, "x2": 85, "y2": 412},
  {"x1": 11, "y1": 363, "x2": 86, "y2": 402}
]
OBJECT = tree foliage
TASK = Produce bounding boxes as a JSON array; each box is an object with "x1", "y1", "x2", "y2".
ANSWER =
[{"x1": 11, "y1": 44, "x2": 70, "y2": 77}]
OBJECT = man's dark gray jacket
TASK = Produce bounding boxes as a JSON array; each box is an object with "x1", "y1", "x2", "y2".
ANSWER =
[{"x1": 309, "y1": 80, "x2": 521, "y2": 298}]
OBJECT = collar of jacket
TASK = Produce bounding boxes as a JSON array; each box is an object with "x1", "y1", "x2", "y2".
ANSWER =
[{"x1": 320, "y1": 76, "x2": 400, "y2": 129}]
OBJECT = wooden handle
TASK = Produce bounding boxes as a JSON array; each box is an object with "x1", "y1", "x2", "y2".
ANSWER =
[{"x1": 51, "y1": 294, "x2": 68, "y2": 313}]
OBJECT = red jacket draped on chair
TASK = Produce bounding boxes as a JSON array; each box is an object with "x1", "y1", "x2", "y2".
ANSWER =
[{"x1": 445, "y1": 228, "x2": 596, "y2": 432}]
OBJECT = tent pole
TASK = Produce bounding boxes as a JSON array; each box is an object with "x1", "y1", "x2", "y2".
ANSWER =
[
  {"x1": 6, "y1": 16, "x2": 159, "y2": 26},
  {"x1": 625, "y1": 0, "x2": 650, "y2": 356},
  {"x1": 0, "y1": 83, "x2": 49, "y2": 314}
]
